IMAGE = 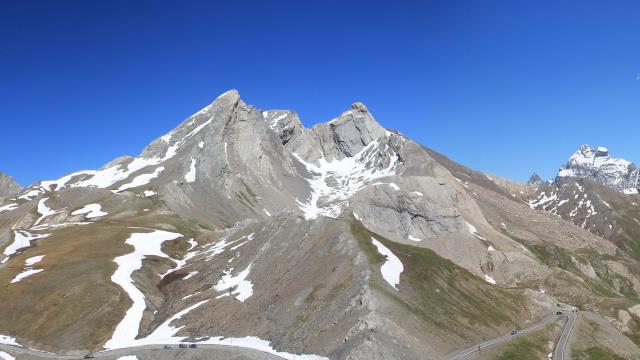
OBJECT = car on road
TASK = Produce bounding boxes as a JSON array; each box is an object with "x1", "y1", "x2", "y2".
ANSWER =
[
  {"x1": 179, "y1": 343, "x2": 188, "y2": 348},
  {"x1": 510, "y1": 329, "x2": 518, "y2": 335},
  {"x1": 164, "y1": 345, "x2": 172, "y2": 349},
  {"x1": 556, "y1": 311, "x2": 563, "y2": 315},
  {"x1": 189, "y1": 343, "x2": 198, "y2": 348},
  {"x1": 83, "y1": 355, "x2": 95, "y2": 359}
]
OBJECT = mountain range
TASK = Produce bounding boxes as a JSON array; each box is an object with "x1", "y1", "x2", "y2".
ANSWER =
[{"x1": 0, "y1": 90, "x2": 639, "y2": 360}]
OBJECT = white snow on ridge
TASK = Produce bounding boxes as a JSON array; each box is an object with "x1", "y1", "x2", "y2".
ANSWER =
[
  {"x1": 105, "y1": 230, "x2": 183, "y2": 349},
  {"x1": 27, "y1": 111, "x2": 213, "y2": 195},
  {"x1": 184, "y1": 159, "x2": 197, "y2": 183},
  {"x1": 115, "y1": 356, "x2": 138, "y2": 360},
  {"x1": 116, "y1": 167, "x2": 164, "y2": 192},
  {"x1": 214, "y1": 264, "x2": 254, "y2": 302},
  {"x1": 18, "y1": 188, "x2": 42, "y2": 201},
  {"x1": 371, "y1": 237, "x2": 403, "y2": 290},
  {"x1": 2, "y1": 230, "x2": 50, "y2": 262},
  {"x1": 71, "y1": 204, "x2": 108, "y2": 219},
  {"x1": 294, "y1": 139, "x2": 398, "y2": 220}
]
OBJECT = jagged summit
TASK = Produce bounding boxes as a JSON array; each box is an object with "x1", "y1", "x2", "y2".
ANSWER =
[
  {"x1": 527, "y1": 172, "x2": 543, "y2": 185},
  {"x1": 0, "y1": 172, "x2": 21, "y2": 198},
  {"x1": 556, "y1": 144, "x2": 639, "y2": 194}
]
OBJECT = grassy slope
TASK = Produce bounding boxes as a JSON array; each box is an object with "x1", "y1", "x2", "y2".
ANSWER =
[
  {"x1": 0, "y1": 210, "x2": 200, "y2": 352},
  {"x1": 350, "y1": 220, "x2": 528, "y2": 342}
]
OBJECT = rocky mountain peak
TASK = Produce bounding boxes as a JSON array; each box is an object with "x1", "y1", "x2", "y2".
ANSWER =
[
  {"x1": 527, "y1": 172, "x2": 543, "y2": 185},
  {"x1": 310, "y1": 101, "x2": 387, "y2": 161},
  {"x1": 0, "y1": 172, "x2": 21, "y2": 197},
  {"x1": 556, "y1": 144, "x2": 639, "y2": 194}
]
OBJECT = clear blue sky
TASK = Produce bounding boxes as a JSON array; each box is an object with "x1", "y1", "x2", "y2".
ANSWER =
[{"x1": 2, "y1": 1, "x2": 639, "y2": 186}]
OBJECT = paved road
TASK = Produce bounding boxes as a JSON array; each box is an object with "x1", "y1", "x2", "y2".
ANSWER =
[
  {"x1": 443, "y1": 314, "x2": 559, "y2": 360},
  {"x1": 0, "y1": 343, "x2": 285, "y2": 360},
  {"x1": 443, "y1": 309, "x2": 581, "y2": 360},
  {"x1": 553, "y1": 311, "x2": 578, "y2": 360}
]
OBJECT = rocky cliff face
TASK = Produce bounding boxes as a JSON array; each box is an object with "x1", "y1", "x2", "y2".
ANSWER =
[
  {"x1": 557, "y1": 145, "x2": 639, "y2": 194},
  {"x1": 0, "y1": 173, "x2": 21, "y2": 198},
  {"x1": 0, "y1": 91, "x2": 639, "y2": 359},
  {"x1": 527, "y1": 172, "x2": 543, "y2": 185}
]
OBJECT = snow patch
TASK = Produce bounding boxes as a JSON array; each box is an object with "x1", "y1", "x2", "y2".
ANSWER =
[
  {"x1": 466, "y1": 222, "x2": 487, "y2": 241},
  {"x1": 104, "y1": 230, "x2": 183, "y2": 349},
  {"x1": 2, "y1": 230, "x2": 50, "y2": 262},
  {"x1": 0, "y1": 203, "x2": 18, "y2": 214},
  {"x1": 214, "y1": 264, "x2": 254, "y2": 302},
  {"x1": 371, "y1": 237, "x2": 403, "y2": 290},
  {"x1": 34, "y1": 198, "x2": 63, "y2": 226},
  {"x1": 407, "y1": 235, "x2": 422, "y2": 242},
  {"x1": 25, "y1": 255, "x2": 45, "y2": 266},
  {"x1": 293, "y1": 139, "x2": 398, "y2": 220},
  {"x1": 71, "y1": 204, "x2": 107, "y2": 219},
  {"x1": 483, "y1": 274, "x2": 496, "y2": 284},
  {"x1": 0, "y1": 335, "x2": 20, "y2": 347},
  {"x1": 116, "y1": 167, "x2": 164, "y2": 192},
  {"x1": 184, "y1": 158, "x2": 197, "y2": 183},
  {"x1": 10, "y1": 269, "x2": 43, "y2": 283},
  {"x1": 371, "y1": 182, "x2": 400, "y2": 190}
]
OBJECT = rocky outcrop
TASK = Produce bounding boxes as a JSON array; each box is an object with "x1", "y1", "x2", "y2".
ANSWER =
[
  {"x1": 0, "y1": 172, "x2": 21, "y2": 197},
  {"x1": 528, "y1": 172, "x2": 543, "y2": 185}
]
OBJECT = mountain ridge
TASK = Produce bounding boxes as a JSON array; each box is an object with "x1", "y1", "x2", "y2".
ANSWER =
[{"x1": 0, "y1": 90, "x2": 639, "y2": 359}]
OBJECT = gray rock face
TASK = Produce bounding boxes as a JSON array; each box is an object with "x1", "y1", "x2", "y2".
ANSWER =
[
  {"x1": 0, "y1": 172, "x2": 21, "y2": 197},
  {"x1": 557, "y1": 144, "x2": 639, "y2": 194},
  {"x1": 527, "y1": 172, "x2": 543, "y2": 185},
  {"x1": 310, "y1": 102, "x2": 388, "y2": 161}
]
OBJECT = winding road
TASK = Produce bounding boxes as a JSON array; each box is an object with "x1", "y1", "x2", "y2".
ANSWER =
[
  {"x1": 553, "y1": 311, "x2": 578, "y2": 360},
  {"x1": 444, "y1": 310, "x2": 578, "y2": 360},
  {"x1": 0, "y1": 312, "x2": 579, "y2": 360}
]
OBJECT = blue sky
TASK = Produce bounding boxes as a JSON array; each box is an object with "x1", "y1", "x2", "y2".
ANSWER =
[{"x1": 1, "y1": 1, "x2": 638, "y2": 186}]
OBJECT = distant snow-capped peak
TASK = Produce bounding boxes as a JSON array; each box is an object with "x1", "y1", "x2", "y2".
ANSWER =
[{"x1": 556, "y1": 144, "x2": 638, "y2": 194}]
